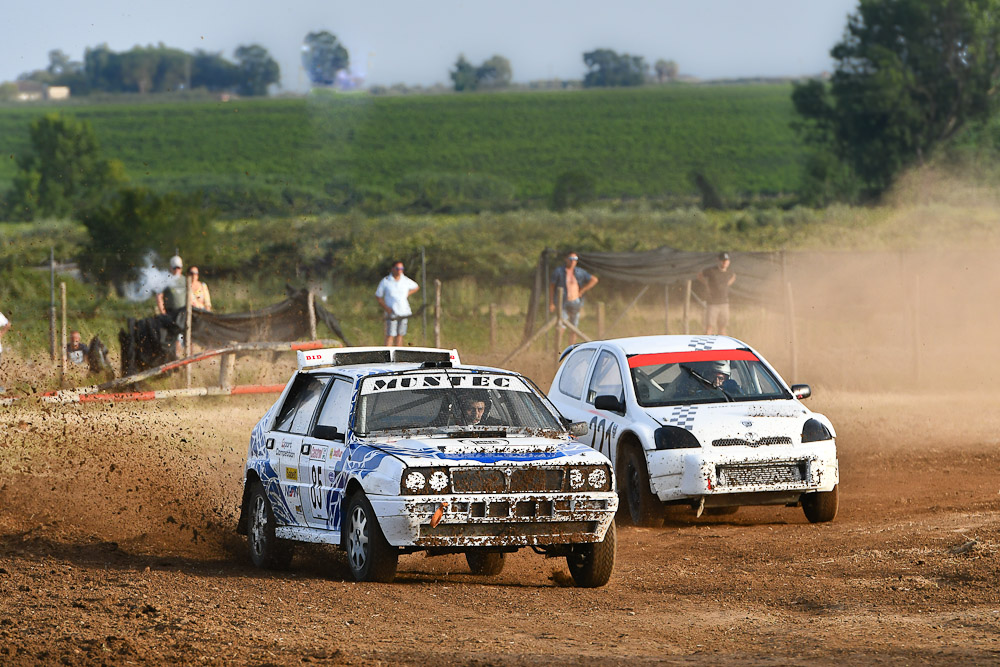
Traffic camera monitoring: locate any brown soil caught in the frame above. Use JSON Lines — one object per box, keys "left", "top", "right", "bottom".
{"left": 2, "top": 389, "right": 999, "bottom": 666}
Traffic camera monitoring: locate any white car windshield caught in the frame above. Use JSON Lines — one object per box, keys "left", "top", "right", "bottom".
{"left": 629, "top": 351, "right": 791, "bottom": 406}
{"left": 356, "top": 371, "right": 563, "bottom": 434}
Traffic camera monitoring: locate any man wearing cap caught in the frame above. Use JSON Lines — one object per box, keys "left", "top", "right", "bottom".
{"left": 549, "top": 251, "right": 598, "bottom": 348}
{"left": 375, "top": 260, "right": 419, "bottom": 347}
{"left": 157, "top": 255, "right": 187, "bottom": 317}
{"left": 697, "top": 252, "right": 736, "bottom": 335}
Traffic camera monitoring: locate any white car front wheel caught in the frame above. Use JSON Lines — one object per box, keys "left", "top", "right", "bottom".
{"left": 344, "top": 492, "right": 399, "bottom": 582}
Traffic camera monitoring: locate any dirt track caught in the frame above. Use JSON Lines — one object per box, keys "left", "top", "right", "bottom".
{"left": 2, "top": 389, "right": 999, "bottom": 665}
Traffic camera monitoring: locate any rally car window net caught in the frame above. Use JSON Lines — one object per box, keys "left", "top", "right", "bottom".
{"left": 628, "top": 352, "right": 790, "bottom": 407}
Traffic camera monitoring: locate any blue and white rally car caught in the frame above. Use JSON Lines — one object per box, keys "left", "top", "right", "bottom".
{"left": 237, "top": 347, "right": 618, "bottom": 585}
{"left": 548, "top": 335, "right": 839, "bottom": 526}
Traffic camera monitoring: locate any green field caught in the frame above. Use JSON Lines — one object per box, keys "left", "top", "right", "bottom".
{"left": 0, "top": 85, "right": 805, "bottom": 212}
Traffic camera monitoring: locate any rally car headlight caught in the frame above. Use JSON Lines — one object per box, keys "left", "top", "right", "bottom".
{"left": 565, "top": 465, "right": 612, "bottom": 492}
{"left": 801, "top": 418, "right": 833, "bottom": 443}
{"left": 654, "top": 425, "right": 702, "bottom": 449}
{"left": 400, "top": 468, "right": 451, "bottom": 494}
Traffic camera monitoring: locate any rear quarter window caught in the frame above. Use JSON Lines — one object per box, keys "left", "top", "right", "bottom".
{"left": 558, "top": 348, "right": 596, "bottom": 400}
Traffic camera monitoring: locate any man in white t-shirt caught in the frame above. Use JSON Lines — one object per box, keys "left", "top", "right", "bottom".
{"left": 375, "top": 260, "right": 420, "bottom": 347}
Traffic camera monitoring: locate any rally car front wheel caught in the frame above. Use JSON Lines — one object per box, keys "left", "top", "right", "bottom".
{"left": 247, "top": 483, "right": 294, "bottom": 570}
{"left": 344, "top": 492, "right": 399, "bottom": 583}
{"left": 566, "top": 520, "right": 616, "bottom": 588}
{"left": 802, "top": 485, "right": 839, "bottom": 523}
{"left": 466, "top": 550, "right": 506, "bottom": 576}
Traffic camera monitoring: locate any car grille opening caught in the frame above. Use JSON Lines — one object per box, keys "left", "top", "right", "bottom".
{"left": 451, "top": 467, "right": 566, "bottom": 493}
{"left": 713, "top": 436, "right": 793, "bottom": 448}
{"left": 716, "top": 461, "right": 807, "bottom": 487}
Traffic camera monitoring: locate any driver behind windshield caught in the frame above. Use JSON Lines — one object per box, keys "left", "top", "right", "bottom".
{"left": 679, "top": 359, "right": 741, "bottom": 396}
{"left": 459, "top": 391, "right": 499, "bottom": 426}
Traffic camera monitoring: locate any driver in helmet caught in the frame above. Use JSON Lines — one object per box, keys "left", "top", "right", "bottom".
{"left": 459, "top": 391, "right": 499, "bottom": 426}
{"left": 681, "top": 359, "right": 742, "bottom": 396}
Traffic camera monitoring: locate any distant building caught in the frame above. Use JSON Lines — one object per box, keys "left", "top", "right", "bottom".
{"left": 12, "top": 81, "right": 71, "bottom": 101}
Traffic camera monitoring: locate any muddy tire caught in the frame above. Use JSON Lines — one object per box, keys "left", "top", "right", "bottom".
{"left": 566, "top": 520, "right": 616, "bottom": 588}
{"left": 802, "top": 485, "right": 839, "bottom": 523}
{"left": 247, "top": 483, "right": 294, "bottom": 570}
{"left": 621, "top": 446, "right": 661, "bottom": 526}
{"left": 345, "top": 492, "right": 399, "bottom": 583}
{"left": 465, "top": 551, "right": 506, "bottom": 576}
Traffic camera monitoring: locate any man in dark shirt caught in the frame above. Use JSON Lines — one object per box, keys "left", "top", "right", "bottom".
{"left": 66, "top": 330, "right": 89, "bottom": 366}
{"left": 697, "top": 252, "right": 736, "bottom": 335}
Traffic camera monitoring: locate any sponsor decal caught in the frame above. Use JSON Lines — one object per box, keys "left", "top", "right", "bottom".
{"left": 295, "top": 505, "right": 302, "bottom": 514}
{"left": 310, "top": 446, "right": 326, "bottom": 460}
{"left": 328, "top": 471, "right": 337, "bottom": 484}
{"left": 286, "top": 486, "right": 297, "bottom": 498}
{"left": 363, "top": 373, "right": 529, "bottom": 394}
{"left": 286, "top": 468, "right": 298, "bottom": 481}
{"left": 330, "top": 447, "right": 345, "bottom": 460}
{"left": 279, "top": 439, "right": 294, "bottom": 451}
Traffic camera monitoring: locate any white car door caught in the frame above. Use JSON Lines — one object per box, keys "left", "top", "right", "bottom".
{"left": 271, "top": 373, "right": 329, "bottom": 520}
{"left": 300, "top": 377, "right": 353, "bottom": 530}
{"left": 552, "top": 346, "right": 597, "bottom": 424}
{"left": 584, "top": 349, "right": 627, "bottom": 462}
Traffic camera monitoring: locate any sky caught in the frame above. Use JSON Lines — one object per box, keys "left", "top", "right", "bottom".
{"left": 3, "top": 0, "right": 860, "bottom": 91}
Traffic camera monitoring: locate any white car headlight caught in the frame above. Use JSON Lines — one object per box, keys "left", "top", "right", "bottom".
{"left": 569, "top": 468, "right": 585, "bottom": 489}
{"left": 404, "top": 471, "right": 426, "bottom": 492}
{"left": 428, "top": 470, "right": 449, "bottom": 492}
{"left": 588, "top": 468, "right": 607, "bottom": 489}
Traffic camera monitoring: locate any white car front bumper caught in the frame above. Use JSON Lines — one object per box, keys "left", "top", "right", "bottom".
{"left": 370, "top": 492, "right": 618, "bottom": 548}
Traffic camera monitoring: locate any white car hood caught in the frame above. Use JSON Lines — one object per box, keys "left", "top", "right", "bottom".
{"left": 646, "top": 400, "right": 831, "bottom": 446}
{"left": 366, "top": 435, "right": 609, "bottom": 467}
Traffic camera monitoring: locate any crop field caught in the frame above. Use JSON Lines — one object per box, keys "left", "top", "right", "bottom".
{"left": 0, "top": 85, "right": 803, "bottom": 207}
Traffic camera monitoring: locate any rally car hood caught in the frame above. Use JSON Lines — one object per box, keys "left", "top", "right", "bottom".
{"left": 363, "top": 434, "right": 607, "bottom": 467}
{"left": 645, "top": 399, "right": 835, "bottom": 445}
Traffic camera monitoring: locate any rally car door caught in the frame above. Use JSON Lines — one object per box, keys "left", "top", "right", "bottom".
{"left": 300, "top": 376, "right": 353, "bottom": 530}
{"left": 271, "top": 373, "right": 330, "bottom": 520}
{"left": 585, "top": 349, "right": 627, "bottom": 462}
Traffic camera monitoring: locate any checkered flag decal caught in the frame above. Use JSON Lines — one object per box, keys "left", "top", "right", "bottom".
{"left": 686, "top": 336, "right": 716, "bottom": 351}
{"left": 666, "top": 406, "right": 699, "bottom": 431}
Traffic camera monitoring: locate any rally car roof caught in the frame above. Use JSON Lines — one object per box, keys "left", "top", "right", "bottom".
{"left": 564, "top": 335, "right": 748, "bottom": 358}
{"left": 296, "top": 346, "right": 463, "bottom": 375}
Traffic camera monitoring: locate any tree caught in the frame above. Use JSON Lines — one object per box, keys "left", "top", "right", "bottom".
{"left": 119, "top": 46, "right": 160, "bottom": 93}
{"left": 79, "top": 187, "right": 212, "bottom": 288}
{"left": 450, "top": 55, "right": 479, "bottom": 91}
{"left": 476, "top": 55, "right": 512, "bottom": 89}
{"left": 3, "top": 113, "right": 125, "bottom": 221}
{"left": 582, "top": 49, "right": 647, "bottom": 87}
{"left": 302, "top": 31, "right": 350, "bottom": 86}
{"left": 654, "top": 59, "right": 678, "bottom": 83}
{"left": 792, "top": 0, "right": 1000, "bottom": 197}
{"left": 234, "top": 44, "right": 280, "bottom": 96}
{"left": 191, "top": 50, "right": 239, "bottom": 91}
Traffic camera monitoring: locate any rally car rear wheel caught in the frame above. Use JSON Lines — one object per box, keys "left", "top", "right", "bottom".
{"left": 345, "top": 493, "right": 399, "bottom": 583}
{"left": 247, "top": 483, "right": 293, "bottom": 570}
{"left": 802, "top": 485, "right": 839, "bottom": 523}
{"left": 466, "top": 550, "right": 506, "bottom": 576}
{"left": 622, "top": 446, "right": 661, "bottom": 526}
{"left": 566, "top": 520, "right": 616, "bottom": 588}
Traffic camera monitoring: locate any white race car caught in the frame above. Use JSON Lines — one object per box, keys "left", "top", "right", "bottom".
{"left": 548, "top": 335, "right": 839, "bottom": 526}
{"left": 237, "top": 347, "right": 618, "bottom": 585}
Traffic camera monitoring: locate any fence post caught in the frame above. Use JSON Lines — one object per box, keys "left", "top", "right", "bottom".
{"left": 684, "top": 280, "right": 692, "bottom": 334}
{"left": 785, "top": 281, "right": 797, "bottom": 381}
{"left": 421, "top": 246, "right": 428, "bottom": 345}
{"left": 597, "top": 302, "right": 605, "bottom": 339}
{"left": 434, "top": 279, "right": 442, "bottom": 348}
{"left": 664, "top": 284, "right": 670, "bottom": 333}
{"left": 219, "top": 352, "right": 235, "bottom": 391}
{"left": 185, "top": 274, "right": 193, "bottom": 388}
{"left": 60, "top": 282, "right": 67, "bottom": 382}
{"left": 50, "top": 247, "right": 57, "bottom": 362}
{"left": 489, "top": 303, "right": 497, "bottom": 350}
{"left": 307, "top": 290, "right": 317, "bottom": 341}
{"left": 911, "top": 273, "right": 921, "bottom": 384}
{"left": 555, "top": 286, "right": 564, "bottom": 355}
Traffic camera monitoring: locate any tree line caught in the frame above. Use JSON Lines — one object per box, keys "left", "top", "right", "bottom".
{"left": 15, "top": 43, "right": 280, "bottom": 97}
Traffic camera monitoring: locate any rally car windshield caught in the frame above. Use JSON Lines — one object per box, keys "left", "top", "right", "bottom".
{"left": 355, "top": 371, "right": 563, "bottom": 435}
{"left": 629, "top": 352, "right": 791, "bottom": 407}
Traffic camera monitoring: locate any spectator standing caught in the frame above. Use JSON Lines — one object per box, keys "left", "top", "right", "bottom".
{"left": 549, "top": 251, "right": 598, "bottom": 348}
{"left": 375, "top": 260, "right": 419, "bottom": 347}
{"left": 189, "top": 266, "right": 212, "bottom": 311}
{"left": 697, "top": 252, "right": 736, "bottom": 335}
{"left": 157, "top": 255, "right": 187, "bottom": 318}
{"left": 66, "top": 330, "right": 89, "bottom": 366}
